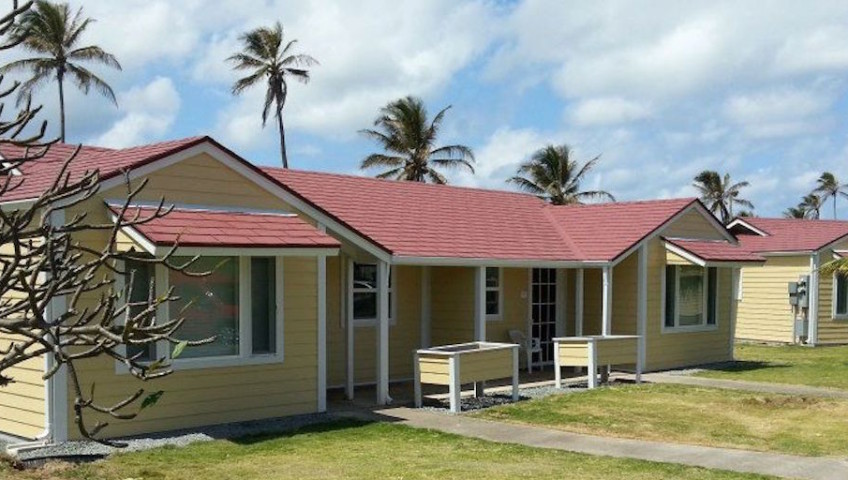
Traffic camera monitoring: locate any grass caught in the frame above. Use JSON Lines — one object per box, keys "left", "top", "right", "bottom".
{"left": 0, "top": 419, "right": 774, "bottom": 480}
{"left": 475, "top": 383, "right": 848, "bottom": 457}
{"left": 696, "top": 343, "right": 848, "bottom": 390}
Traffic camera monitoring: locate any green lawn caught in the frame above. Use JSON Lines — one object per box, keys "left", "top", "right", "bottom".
{"left": 475, "top": 383, "right": 848, "bottom": 457}
{"left": 696, "top": 343, "right": 848, "bottom": 389}
{"left": 1, "top": 419, "right": 773, "bottom": 480}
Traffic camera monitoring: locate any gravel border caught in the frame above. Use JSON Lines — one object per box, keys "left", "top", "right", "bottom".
{"left": 418, "top": 382, "right": 622, "bottom": 414}
{"left": 16, "top": 412, "right": 334, "bottom": 464}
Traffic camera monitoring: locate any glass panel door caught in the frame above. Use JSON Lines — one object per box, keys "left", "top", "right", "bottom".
{"left": 531, "top": 268, "right": 557, "bottom": 366}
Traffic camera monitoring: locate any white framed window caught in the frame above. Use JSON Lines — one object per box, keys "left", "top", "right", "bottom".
{"left": 834, "top": 273, "right": 848, "bottom": 319}
{"left": 485, "top": 267, "right": 503, "bottom": 320}
{"left": 352, "top": 262, "right": 394, "bottom": 327}
{"left": 663, "top": 264, "right": 718, "bottom": 333}
{"left": 115, "top": 255, "right": 285, "bottom": 373}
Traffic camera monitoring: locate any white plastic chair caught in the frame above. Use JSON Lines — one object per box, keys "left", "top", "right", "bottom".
{"left": 509, "top": 329, "right": 542, "bottom": 373}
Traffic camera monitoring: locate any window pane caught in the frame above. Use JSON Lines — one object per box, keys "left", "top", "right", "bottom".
{"left": 125, "top": 259, "right": 155, "bottom": 362}
{"left": 170, "top": 257, "right": 239, "bottom": 359}
{"left": 486, "top": 267, "right": 499, "bottom": 288}
{"left": 486, "top": 290, "right": 499, "bottom": 316}
{"left": 707, "top": 268, "right": 717, "bottom": 325}
{"left": 665, "top": 266, "right": 676, "bottom": 327}
{"left": 838, "top": 275, "right": 848, "bottom": 315}
{"left": 353, "top": 264, "right": 377, "bottom": 289}
{"left": 353, "top": 292, "right": 377, "bottom": 320}
{"left": 251, "top": 257, "right": 276, "bottom": 355}
{"left": 678, "top": 266, "right": 704, "bottom": 326}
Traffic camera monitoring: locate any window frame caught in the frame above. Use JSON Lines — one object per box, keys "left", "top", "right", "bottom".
{"left": 833, "top": 272, "right": 848, "bottom": 320}
{"left": 485, "top": 267, "right": 503, "bottom": 321}
{"left": 351, "top": 262, "right": 396, "bottom": 328}
{"left": 661, "top": 264, "right": 719, "bottom": 334}
{"left": 115, "top": 255, "right": 285, "bottom": 374}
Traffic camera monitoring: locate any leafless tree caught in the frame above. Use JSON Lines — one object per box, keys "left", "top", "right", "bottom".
{"left": 0, "top": 1, "right": 208, "bottom": 446}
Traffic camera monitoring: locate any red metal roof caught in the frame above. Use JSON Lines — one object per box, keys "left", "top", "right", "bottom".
{"left": 732, "top": 218, "right": 848, "bottom": 254}
{"left": 111, "top": 205, "right": 340, "bottom": 249}
{"left": 666, "top": 238, "right": 765, "bottom": 263}
{"left": 0, "top": 137, "right": 207, "bottom": 202}
{"left": 266, "top": 168, "right": 716, "bottom": 262}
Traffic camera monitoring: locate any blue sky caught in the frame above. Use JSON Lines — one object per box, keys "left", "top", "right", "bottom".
{"left": 9, "top": 0, "right": 848, "bottom": 217}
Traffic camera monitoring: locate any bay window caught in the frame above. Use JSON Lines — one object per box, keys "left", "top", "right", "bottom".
{"left": 664, "top": 265, "right": 718, "bottom": 331}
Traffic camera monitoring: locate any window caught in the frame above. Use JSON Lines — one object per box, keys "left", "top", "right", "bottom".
{"left": 664, "top": 265, "right": 718, "bottom": 331}
{"left": 836, "top": 274, "right": 848, "bottom": 317}
{"left": 170, "top": 257, "right": 240, "bottom": 359}
{"left": 352, "top": 263, "right": 393, "bottom": 325}
{"left": 124, "top": 259, "right": 156, "bottom": 362}
{"left": 485, "top": 267, "right": 502, "bottom": 319}
{"left": 251, "top": 257, "right": 277, "bottom": 354}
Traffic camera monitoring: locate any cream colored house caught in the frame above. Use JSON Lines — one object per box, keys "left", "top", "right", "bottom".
{"left": 0, "top": 136, "right": 760, "bottom": 446}
{"left": 729, "top": 217, "right": 848, "bottom": 345}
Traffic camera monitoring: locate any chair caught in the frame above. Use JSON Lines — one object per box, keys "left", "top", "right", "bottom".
{"left": 509, "top": 329, "right": 542, "bottom": 373}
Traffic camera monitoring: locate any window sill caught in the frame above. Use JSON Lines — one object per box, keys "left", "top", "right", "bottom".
{"left": 486, "top": 314, "right": 502, "bottom": 322}
{"left": 832, "top": 315, "right": 848, "bottom": 322}
{"left": 353, "top": 318, "right": 396, "bottom": 328}
{"left": 661, "top": 324, "right": 719, "bottom": 335}
{"left": 115, "top": 353, "right": 284, "bottom": 374}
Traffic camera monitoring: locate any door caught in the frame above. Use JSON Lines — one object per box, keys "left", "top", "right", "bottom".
{"left": 531, "top": 268, "right": 557, "bottom": 366}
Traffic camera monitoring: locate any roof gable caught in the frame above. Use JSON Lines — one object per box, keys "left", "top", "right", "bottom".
{"left": 733, "top": 217, "right": 848, "bottom": 254}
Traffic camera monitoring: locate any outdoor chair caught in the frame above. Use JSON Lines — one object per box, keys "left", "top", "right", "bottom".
{"left": 508, "top": 329, "right": 542, "bottom": 373}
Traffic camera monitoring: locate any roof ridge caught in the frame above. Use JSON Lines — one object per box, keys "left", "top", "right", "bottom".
{"left": 551, "top": 197, "right": 697, "bottom": 209}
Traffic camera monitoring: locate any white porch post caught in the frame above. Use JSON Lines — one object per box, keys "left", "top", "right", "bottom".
{"left": 808, "top": 253, "right": 820, "bottom": 346}
{"left": 636, "top": 245, "right": 647, "bottom": 381}
{"left": 317, "top": 255, "right": 327, "bottom": 412}
{"left": 421, "top": 266, "right": 431, "bottom": 348}
{"left": 575, "top": 268, "right": 584, "bottom": 336}
{"left": 376, "top": 260, "right": 390, "bottom": 404}
{"left": 602, "top": 266, "right": 613, "bottom": 336}
{"left": 730, "top": 267, "right": 740, "bottom": 360}
{"left": 345, "top": 258, "right": 355, "bottom": 400}
{"left": 474, "top": 266, "right": 486, "bottom": 341}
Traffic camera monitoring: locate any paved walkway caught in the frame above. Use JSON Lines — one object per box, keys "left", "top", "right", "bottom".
{"left": 641, "top": 372, "right": 848, "bottom": 399}
{"left": 337, "top": 406, "right": 848, "bottom": 480}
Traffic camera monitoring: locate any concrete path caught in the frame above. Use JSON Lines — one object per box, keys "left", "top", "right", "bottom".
{"left": 642, "top": 372, "right": 848, "bottom": 399}
{"left": 338, "top": 406, "right": 848, "bottom": 480}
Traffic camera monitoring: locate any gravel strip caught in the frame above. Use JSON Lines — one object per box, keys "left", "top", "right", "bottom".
{"left": 16, "top": 412, "right": 334, "bottom": 464}
{"left": 419, "top": 383, "right": 591, "bottom": 414}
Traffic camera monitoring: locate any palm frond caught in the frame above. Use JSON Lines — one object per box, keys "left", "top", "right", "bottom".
{"left": 507, "top": 175, "right": 546, "bottom": 196}
{"left": 67, "top": 45, "right": 121, "bottom": 70}
{"left": 360, "top": 154, "right": 406, "bottom": 170}
{"left": 574, "top": 190, "right": 616, "bottom": 203}
{"left": 66, "top": 63, "right": 117, "bottom": 105}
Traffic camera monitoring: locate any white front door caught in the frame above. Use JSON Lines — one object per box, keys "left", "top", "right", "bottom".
{"left": 531, "top": 268, "right": 557, "bottom": 366}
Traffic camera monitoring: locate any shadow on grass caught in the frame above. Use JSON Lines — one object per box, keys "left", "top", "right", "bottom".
{"left": 229, "top": 418, "right": 376, "bottom": 446}
{"left": 699, "top": 360, "right": 789, "bottom": 373}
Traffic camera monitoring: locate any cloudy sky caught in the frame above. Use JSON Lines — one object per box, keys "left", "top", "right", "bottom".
{"left": 7, "top": 0, "right": 848, "bottom": 217}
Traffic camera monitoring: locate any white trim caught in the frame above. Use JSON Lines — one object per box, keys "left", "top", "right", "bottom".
{"left": 601, "top": 266, "right": 612, "bottom": 336}
{"left": 484, "top": 266, "right": 503, "bottom": 321}
{"left": 663, "top": 240, "right": 760, "bottom": 268}
{"left": 350, "top": 262, "right": 396, "bottom": 327}
{"left": 730, "top": 267, "right": 740, "bottom": 360}
{"left": 575, "top": 268, "right": 584, "bottom": 336}
{"left": 345, "top": 257, "right": 355, "bottom": 400}
{"left": 420, "top": 266, "right": 431, "bottom": 348}
{"left": 317, "top": 255, "right": 327, "bottom": 412}
{"left": 376, "top": 260, "right": 390, "bottom": 404}
{"left": 105, "top": 199, "right": 295, "bottom": 216}
{"left": 474, "top": 266, "right": 487, "bottom": 340}
{"left": 661, "top": 264, "right": 720, "bottom": 334}
{"left": 726, "top": 218, "right": 769, "bottom": 237}
{"left": 808, "top": 253, "right": 820, "bottom": 345}
{"left": 832, "top": 272, "right": 848, "bottom": 319}
{"left": 392, "top": 255, "right": 607, "bottom": 268}
{"left": 637, "top": 244, "right": 648, "bottom": 371}
{"left": 448, "top": 356, "right": 461, "bottom": 413}
{"left": 42, "top": 209, "right": 69, "bottom": 443}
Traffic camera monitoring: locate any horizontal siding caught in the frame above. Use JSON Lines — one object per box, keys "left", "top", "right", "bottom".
{"left": 736, "top": 256, "right": 807, "bottom": 343}
{"left": 817, "top": 243, "right": 848, "bottom": 344}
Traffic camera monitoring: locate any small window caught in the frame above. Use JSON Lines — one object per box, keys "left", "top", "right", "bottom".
{"left": 124, "top": 259, "right": 156, "bottom": 362}
{"left": 352, "top": 263, "right": 392, "bottom": 324}
{"left": 836, "top": 274, "right": 848, "bottom": 317}
{"left": 664, "top": 265, "right": 718, "bottom": 330}
{"left": 485, "top": 267, "right": 501, "bottom": 318}
{"left": 251, "top": 257, "right": 277, "bottom": 354}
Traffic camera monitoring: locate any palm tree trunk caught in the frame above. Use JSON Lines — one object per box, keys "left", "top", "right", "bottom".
{"left": 57, "top": 70, "right": 66, "bottom": 143}
{"left": 834, "top": 195, "right": 838, "bottom": 220}
{"left": 275, "top": 101, "right": 288, "bottom": 169}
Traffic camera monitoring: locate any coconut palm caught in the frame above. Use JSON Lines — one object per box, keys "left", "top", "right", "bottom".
{"left": 783, "top": 206, "right": 807, "bottom": 219}
{"left": 800, "top": 193, "right": 823, "bottom": 219}
{"left": 359, "top": 96, "right": 474, "bottom": 183}
{"left": 813, "top": 172, "right": 848, "bottom": 219}
{"left": 692, "top": 170, "right": 754, "bottom": 224}
{"left": 228, "top": 22, "right": 317, "bottom": 168}
{"left": 0, "top": 0, "right": 121, "bottom": 142}
{"left": 507, "top": 144, "right": 614, "bottom": 205}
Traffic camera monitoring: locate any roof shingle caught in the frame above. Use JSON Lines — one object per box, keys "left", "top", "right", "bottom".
{"left": 732, "top": 218, "right": 848, "bottom": 254}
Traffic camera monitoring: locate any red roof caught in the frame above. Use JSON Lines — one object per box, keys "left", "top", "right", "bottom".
{"left": 265, "top": 168, "right": 719, "bottom": 262}
{"left": 731, "top": 218, "right": 848, "bottom": 254}
{"left": 666, "top": 238, "right": 765, "bottom": 263}
{"left": 111, "top": 205, "right": 340, "bottom": 249}
{"left": 0, "top": 137, "right": 207, "bottom": 202}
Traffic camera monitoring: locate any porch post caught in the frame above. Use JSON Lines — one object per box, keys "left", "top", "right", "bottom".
{"left": 345, "top": 258, "right": 355, "bottom": 400}
{"left": 602, "top": 266, "right": 613, "bottom": 336}
{"left": 474, "top": 266, "right": 486, "bottom": 341}
{"left": 730, "top": 267, "right": 740, "bottom": 360}
{"left": 317, "top": 255, "right": 327, "bottom": 412}
{"left": 421, "top": 266, "right": 431, "bottom": 348}
{"left": 636, "top": 244, "right": 648, "bottom": 381}
{"left": 808, "top": 253, "right": 820, "bottom": 346}
{"left": 575, "top": 268, "right": 584, "bottom": 336}
{"left": 376, "top": 260, "right": 390, "bottom": 404}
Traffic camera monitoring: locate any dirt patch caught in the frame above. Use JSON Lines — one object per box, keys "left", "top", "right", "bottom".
{"left": 740, "top": 395, "right": 822, "bottom": 408}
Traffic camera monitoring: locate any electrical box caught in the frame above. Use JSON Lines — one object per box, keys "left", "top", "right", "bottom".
{"left": 789, "top": 276, "right": 809, "bottom": 307}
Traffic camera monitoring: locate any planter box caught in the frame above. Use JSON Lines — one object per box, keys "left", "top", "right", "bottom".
{"left": 553, "top": 335, "right": 643, "bottom": 389}
{"left": 414, "top": 342, "right": 519, "bottom": 413}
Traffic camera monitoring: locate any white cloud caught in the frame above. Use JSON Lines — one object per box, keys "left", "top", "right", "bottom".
{"left": 88, "top": 77, "right": 180, "bottom": 148}
{"left": 723, "top": 88, "right": 833, "bottom": 138}
{"left": 569, "top": 97, "right": 652, "bottom": 126}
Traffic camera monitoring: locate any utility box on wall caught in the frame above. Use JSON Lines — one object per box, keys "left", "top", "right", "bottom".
{"left": 789, "top": 275, "right": 811, "bottom": 343}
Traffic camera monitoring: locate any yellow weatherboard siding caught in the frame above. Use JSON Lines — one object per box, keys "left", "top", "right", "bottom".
{"left": 817, "top": 240, "right": 848, "bottom": 344}
{"left": 666, "top": 250, "right": 693, "bottom": 266}
{"left": 735, "top": 256, "right": 808, "bottom": 343}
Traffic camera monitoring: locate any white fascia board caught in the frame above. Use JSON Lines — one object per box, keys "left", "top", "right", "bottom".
{"left": 663, "top": 241, "right": 706, "bottom": 267}
{"left": 726, "top": 218, "right": 769, "bottom": 237}
{"left": 162, "top": 246, "right": 339, "bottom": 257}
{"left": 391, "top": 255, "right": 608, "bottom": 268}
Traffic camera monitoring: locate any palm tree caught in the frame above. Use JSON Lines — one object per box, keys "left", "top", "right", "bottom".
{"left": 800, "top": 193, "right": 823, "bottom": 219}
{"left": 0, "top": 0, "right": 121, "bottom": 142}
{"left": 813, "top": 172, "right": 848, "bottom": 219}
{"left": 783, "top": 206, "right": 807, "bottom": 219}
{"left": 507, "top": 145, "right": 615, "bottom": 205}
{"left": 228, "top": 22, "right": 317, "bottom": 168}
{"left": 359, "top": 96, "right": 474, "bottom": 183}
{"left": 692, "top": 170, "right": 754, "bottom": 224}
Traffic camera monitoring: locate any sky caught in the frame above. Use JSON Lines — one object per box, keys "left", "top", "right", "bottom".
{"left": 6, "top": 0, "right": 848, "bottom": 218}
